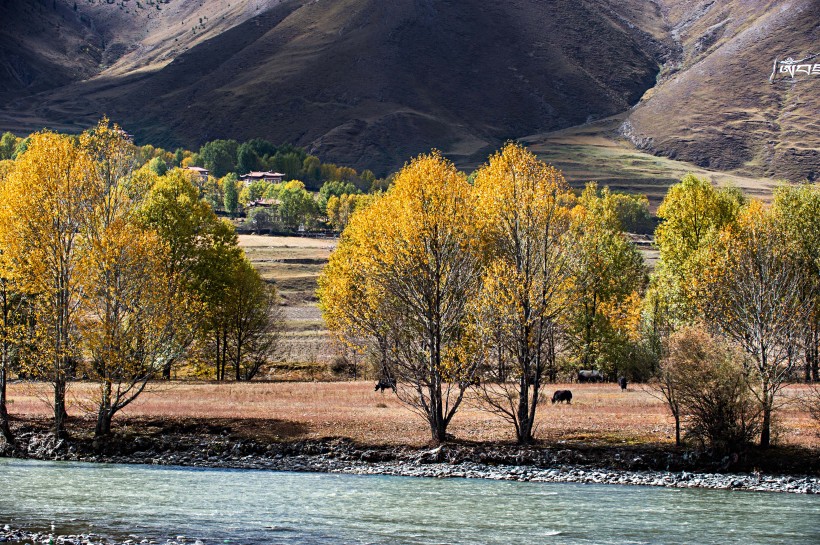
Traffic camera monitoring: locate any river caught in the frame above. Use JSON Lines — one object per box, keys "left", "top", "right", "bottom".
{"left": 1, "top": 458, "right": 818, "bottom": 544}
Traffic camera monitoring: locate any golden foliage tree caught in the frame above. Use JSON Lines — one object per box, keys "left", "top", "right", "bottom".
{"left": 77, "top": 121, "right": 179, "bottom": 437}
{"left": 773, "top": 183, "right": 820, "bottom": 382}
{"left": 138, "top": 168, "right": 235, "bottom": 379}
{"left": 701, "top": 201, "right": 810, "bottom": 448}
{"left": 472, "top": 142, "right": 574, "bottom": 443}
{"left": 653, "top": 174, "right": 744, "bottom": 325}
{"left": 0, "top": 130, "right": 98, "bottom": 438}
{"left": 320, "top": 152, "right": 482, "bottom": 442}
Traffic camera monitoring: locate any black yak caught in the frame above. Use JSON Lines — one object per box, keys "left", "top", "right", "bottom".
{"left": 375, "top": 377, "right": 396, "bottom": 392}
{"left": 551, "top": 390, "right": 572, "bottom": 404}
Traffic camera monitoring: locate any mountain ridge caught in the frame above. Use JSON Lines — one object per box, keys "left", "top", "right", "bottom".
{"left": 0, "top": 0, "right": 816, "bottom": 181}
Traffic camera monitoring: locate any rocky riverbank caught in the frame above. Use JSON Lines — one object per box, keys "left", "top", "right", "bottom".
{"left": 0, "top": 526, "right": 199, "bottom": 545}
{"left": 1, "top": 417, "right": 818, "bottom": 496}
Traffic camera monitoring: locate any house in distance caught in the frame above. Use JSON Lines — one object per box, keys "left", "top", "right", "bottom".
{"left": 240, "top": 171, "right": 285, "bottom": 185}
{"left": 185, "top": 166, "right": 209, "bottom": 184}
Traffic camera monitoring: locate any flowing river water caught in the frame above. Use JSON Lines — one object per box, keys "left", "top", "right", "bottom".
{"left": 1, "top": 458, "right": 818, "bottom": 544}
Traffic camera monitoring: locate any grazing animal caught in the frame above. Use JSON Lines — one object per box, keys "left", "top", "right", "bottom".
{"left": 577, "top": 369, "right": 604, "bottom": 383}
{"left": 375, "top": 377, "right": 396, "bottom": 393}
{"left": 618, "top": 376, "right": 627, "bottom": 390}
{"left": 551, "top": 390, "right": 572, "bottom": 404}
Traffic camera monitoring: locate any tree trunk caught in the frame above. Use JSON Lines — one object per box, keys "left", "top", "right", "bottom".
{"left": 95, "top": 407, "right": 112, "bottom": 437}
{"left": 674, "top": 412, "right": 681, "bottom": 447}
{"left": 54, "top": 376, "right": 67, "bottom": 439}
{"left": 95, "top": 381, "right": 112, "bottom": 437}
{"left": 0, "top": 359, "right": 11, "bottom": 443}
{"left": 760, "top": 405, "right": 771, "bottom": 448}
{"left": 517, "top": 373, "right": 533, "bottom": 444}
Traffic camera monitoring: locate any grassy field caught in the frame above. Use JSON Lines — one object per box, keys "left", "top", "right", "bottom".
{"left": 238, "top": 235, "right": 338, "bottom": 375}
{"left": 7, "top": 381, "right": 817, "bottom": 449}
{"left": 520, "top": 116, "right": 780, "bottom": 210}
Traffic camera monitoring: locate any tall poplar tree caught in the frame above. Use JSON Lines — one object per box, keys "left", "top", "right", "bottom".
{"left": 0, "top": 131, "right": 98, "bottom": 438}
{"left": 320, "top": 152, "right": 482, "bottom": 442}
{"left": 472, "top": 142, "right": 574, "bottom": 444}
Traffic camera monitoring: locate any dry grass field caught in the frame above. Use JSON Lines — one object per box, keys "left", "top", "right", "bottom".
{"left": 238, "top": 235, "right": 338, "bottom": 374}
{"left": 6, "top": 381, "right": 817, "bottom": 449}
{"left": 520, "top": 116, "right": 781, "bottom": 210}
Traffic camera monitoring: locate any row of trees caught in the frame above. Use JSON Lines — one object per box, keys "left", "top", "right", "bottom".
{"left": 0, "top": 121, "right": 282, "bottom": 442}
{"left": 320, "top": 144, "right": 819, "bottom": 448}
{"left": 320, "top": 145, "right": 648, "bottom": 443}
{"left": 649, "top": 175, "right": 819, "bottom": 448}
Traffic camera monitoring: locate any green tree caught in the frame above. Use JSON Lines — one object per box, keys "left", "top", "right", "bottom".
{"left": 236, "top": 142, "right": 259, "bottom": 174}
{"left": 173, "top": 148, "right": 185, "bottom": 167}
{"left": 223, "top": 173, "right": 239, "bottom": 217}
{"left": 653, "top": 174, "right": 744, "bottom": 325}
{"left": 0, "top": 132, "right": 18, "bottom": 161}
{"left": 12, "top": 137, "right": 30, "bottom": 159}
{"left": 273, "top": 151, "right": 304, "bottom": 180}
{"left": 318, "top": 180, "right": 358, "bottom": 213}
{"left": 564, "top": 184, "right": 647, "bottom": 378}
{"left": 278, "top": 180, "right": 317, "bottom": 230}
{"left": 139, "top": 169, "right": 238, "bottom": 379}
{"left": 301, "top": 155, "right": 321, "bottom": 186}
{"left": 773, "top": 183, "right": 820, "bottom": 382}
{"left": 199, "top": 139, "right": 238, "bottom": 178}
{"left": 148, "top": 156, "right": 168, "bottom": 176}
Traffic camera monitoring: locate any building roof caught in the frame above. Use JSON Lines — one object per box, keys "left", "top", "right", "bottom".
{"left": 248, "top": 198, "right": 282, "bottom": 207}
{"left": 240, "top": 171, "right": 285, "bottom": 178}
{"left": 186, "top": 166, "right": 209, "bottom": 173}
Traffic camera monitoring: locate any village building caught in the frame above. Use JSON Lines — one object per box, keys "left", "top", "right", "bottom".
{"left": 239, "top": 171, "right": 285, "bottom": 185}
{"left": 185, "top": 166, "right": 209, "bottom": 184}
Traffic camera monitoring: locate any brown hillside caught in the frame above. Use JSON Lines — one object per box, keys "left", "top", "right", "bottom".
{"left": 624, "top": 0, "right": 819, "bottom": 182}
{"left": 0, "top": 0, "right": 667, "bottom": 174}
{"left": 0, "top": 0, "right": 816, "bottom": 181}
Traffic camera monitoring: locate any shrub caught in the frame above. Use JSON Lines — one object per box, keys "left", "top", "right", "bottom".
{"left": 661, "top": 325, "right": 760, "bottom": 452}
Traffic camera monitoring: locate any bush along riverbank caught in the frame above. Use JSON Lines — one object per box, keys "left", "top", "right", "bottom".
{"left": 1, "top": 417, "right": 817, "bottom": 494}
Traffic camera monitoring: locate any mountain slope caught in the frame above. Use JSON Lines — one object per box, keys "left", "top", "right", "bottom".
{"left": 0, "top": 0, "right": 816, "bottom": 181}
{"left": 0, "top": 0, "right": 668, "bottom": 174}
{"left": 623, "top": 0, "right": 819, "bottom": 181}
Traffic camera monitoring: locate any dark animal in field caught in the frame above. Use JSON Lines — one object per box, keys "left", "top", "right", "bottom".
{"left": 618, "top": 376, "right": 627, "bottom": 390}
{"left": 551, "top": 390, "right": 572, "bottom": 404}
{"left": 577, "top": 369, "right": 604, "bottom": 383}
{"left": 375, "top": 377, "right": 396, "bottom": 393}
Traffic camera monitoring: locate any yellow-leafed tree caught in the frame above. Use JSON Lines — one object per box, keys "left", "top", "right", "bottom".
{"left": 319, "top": 152, "right": 483, "bottom": 442}
{"left": 77, "top": 121, "right": 180, "bottom": 437}
{"left": 701, "top": 200, "right": 810, "bottom": 448}
{"left": 472, "top": 142, "right": 574, "bottom": 444}
{"left": 0, "top": 131, "right": 98, "bottom": 438}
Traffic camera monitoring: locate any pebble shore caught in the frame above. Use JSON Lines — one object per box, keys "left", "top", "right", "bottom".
{"left": 3, "top": 431, "right": 818, "bottom": 495}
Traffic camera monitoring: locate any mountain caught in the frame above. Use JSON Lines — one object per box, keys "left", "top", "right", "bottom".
{"left": 623, "top": 0, "right": 819, "bottom": 183}
{"left": 0, "top": 0, "right": 816, "bottom": 181}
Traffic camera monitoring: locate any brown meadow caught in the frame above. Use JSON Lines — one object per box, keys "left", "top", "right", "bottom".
{"left": 6, "top": 381, "right": 816, "bottom": 449}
